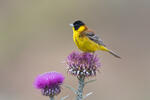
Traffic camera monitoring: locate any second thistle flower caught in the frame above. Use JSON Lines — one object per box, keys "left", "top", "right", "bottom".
{"left": 34, "top": 72, "right": 64, "bottom": 97}
{"left": 66, "top": 51, "right": 101, "bottom": 77}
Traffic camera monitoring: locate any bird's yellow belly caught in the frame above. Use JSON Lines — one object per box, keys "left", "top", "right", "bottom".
{"left": 73, "top": 35, "right": 100, "bottom": 52}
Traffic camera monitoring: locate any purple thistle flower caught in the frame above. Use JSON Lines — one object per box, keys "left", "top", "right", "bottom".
{"left": 66, "top": 51, "right": 101, "bottom": 77}
{"left": 34, "top": 71, "right": 65, "bottom": 96}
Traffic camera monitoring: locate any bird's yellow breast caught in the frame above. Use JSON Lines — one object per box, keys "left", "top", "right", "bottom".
{"left": 73, "top": 28, "right": 100, "bottom": 52}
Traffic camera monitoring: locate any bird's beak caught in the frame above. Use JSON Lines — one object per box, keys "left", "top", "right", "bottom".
{"left": 69, "top": 24, "right": 73, "bottom": 27}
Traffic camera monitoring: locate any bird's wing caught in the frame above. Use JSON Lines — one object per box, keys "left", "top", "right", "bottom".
{"left": 83, "top": 30, "right": 106, "bottom": 46}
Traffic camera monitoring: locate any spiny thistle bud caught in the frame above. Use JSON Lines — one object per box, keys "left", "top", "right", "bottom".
{"left": 34, "top": 72, "right": 64, "bottom": 97}
{"left": 66, "top": 51, "right": 101, "bottom": 77}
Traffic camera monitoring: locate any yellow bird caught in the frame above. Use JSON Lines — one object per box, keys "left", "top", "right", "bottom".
{"left": 70, "top": 20, "right": 121, "bottom": 58}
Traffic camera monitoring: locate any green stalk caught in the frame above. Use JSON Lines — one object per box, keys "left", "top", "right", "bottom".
{"left": 76, "top": 76, "right": 85, "bottom": 100}
{"left": 49, "top": 96, "right": 54, "bottom": 100}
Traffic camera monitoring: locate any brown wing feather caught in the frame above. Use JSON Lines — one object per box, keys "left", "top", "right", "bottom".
{"left": 83, "top": 30, "right": 106, "bottom": 46}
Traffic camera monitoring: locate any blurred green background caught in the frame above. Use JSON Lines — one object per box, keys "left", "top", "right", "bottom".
{"left": 0, "top": 0, "right": 150, "bottom": 100}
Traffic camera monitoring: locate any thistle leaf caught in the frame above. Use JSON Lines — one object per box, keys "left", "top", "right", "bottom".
{"left": 84, "top": 79, "right": 96, "bottom": 85}
{"left": 63, "top": 84, "right": 77, "bottom": 94}
{"left": 83, "top": 92, "right": 93, "bottom": 99}
{"left": 60, "top": 95, "right": 69, "bottom": 100}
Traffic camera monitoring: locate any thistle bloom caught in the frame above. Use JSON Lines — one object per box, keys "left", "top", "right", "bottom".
{"left": 34, "top": 71, "right": 64, "bottom": 97}
{"left": 66, "top": 51, "right": 101, "bottom": 77}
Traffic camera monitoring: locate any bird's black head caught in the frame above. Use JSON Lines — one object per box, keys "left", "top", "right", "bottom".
{"left": 73, "top": 20, "right": 85, "bottom": 30}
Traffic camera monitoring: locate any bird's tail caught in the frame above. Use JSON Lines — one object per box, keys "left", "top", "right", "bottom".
{"left": 99, "top": 46, "right": 121, "bottom": 58}
{"left": 108, "top": 50, "right": 121, "bottom": 59}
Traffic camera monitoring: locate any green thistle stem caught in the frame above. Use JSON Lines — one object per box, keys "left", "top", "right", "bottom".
{"left": 76, "top": 76, "right": 85, "bottom": 100}
{"left": 49, "top": 96, "right": 54, "bottom": 100}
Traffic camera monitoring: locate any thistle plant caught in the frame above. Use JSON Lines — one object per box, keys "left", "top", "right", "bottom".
{"left": 66, "top": 51, "right": 101, "bottom": 100}
{"left": 34, "top": 72, "right": 65, "bottom": 100}
{"left": 34, "top": 51, "right": 101, "bottom": 100}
